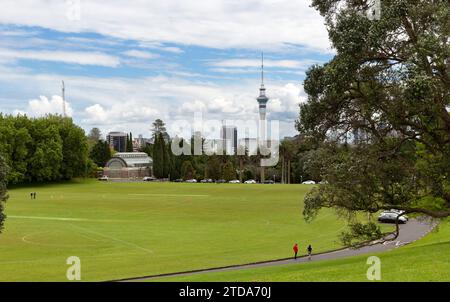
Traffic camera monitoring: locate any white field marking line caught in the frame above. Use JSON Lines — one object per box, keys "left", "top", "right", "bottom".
{"left": 8, "top": 215, "right": 120, "bottom": 223}
{"left": 68, "top": 224, "right": 154, "bottom": 254}
{"left": 128, "top": 193, "right": 210, "bottom": 197}
{"left": 22, "top": 231, "right": 49, "bottom": 245}
{"left": 21, "top": 231, "right": 99, "bottom": 248}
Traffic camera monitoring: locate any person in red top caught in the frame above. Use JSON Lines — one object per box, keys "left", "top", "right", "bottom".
{"left": 293, "top": 243, "right": 299, "bottom": 260}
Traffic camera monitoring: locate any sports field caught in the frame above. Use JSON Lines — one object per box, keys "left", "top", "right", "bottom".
{"left": 0, "top": 180, "right": 356, "bottom": 281}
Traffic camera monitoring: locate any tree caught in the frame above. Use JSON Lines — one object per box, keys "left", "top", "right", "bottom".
{"left": 153, "top": 134, "right": 164, "bottom": 178}
{"left": 90, "top": 140, "right": 111, "bottom": 167}
{"left": 88, "top": 128, "right": 101, "bottom": 142}
{"left": 151, "top": 119, "right": 167, "bottom": 138}
{"left": 0, "top": 155, "right": 9, "bottom": 234}
{"left": 236, "top": 146, "right": 247, "bottom": 183}
{"left": 298, "top": 0, "right": 450, "bottom": 244}
{"left": 181, "top": 160, "right": 195, "bottom": 180}
{"left": 126, "top": 132, "right": 134, "bottom": 152}
{"left": 0, "top": 114, "right": 89, "bottom": 183}
{"left": 222, "top": 161, "right": 236, "bottom": 181}
{"left": 206, "top": 156, "right": 222, "bottom": 180}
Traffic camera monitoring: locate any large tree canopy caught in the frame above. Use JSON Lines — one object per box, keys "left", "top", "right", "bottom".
{"left": 298, "top": 0, "right": 450, "bottom": 237}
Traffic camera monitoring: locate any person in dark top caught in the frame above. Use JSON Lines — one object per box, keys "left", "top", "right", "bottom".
{"left": 307, "top": 244, "right": 313, "bottom": 260}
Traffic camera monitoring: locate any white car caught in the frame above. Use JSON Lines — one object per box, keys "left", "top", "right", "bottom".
{"left": 229, "top": 180, "right": 240, "bottom": 184}
{"left": 244, "top": 179, "right": 257, "bottom": 184}
{"left": 302, "top": 180, "right": 316, "bottom": 185}
{"left": 185, "top": 179, "right": 197, "bottom": 183}
{"left": 378, "top": 211, "right": 408, "bottom": 224}
{"left": 98, "top": 175, "right": 109, "bottom": 181}
{"left": 143, "top": 176, "right": 156, "bottom": 182}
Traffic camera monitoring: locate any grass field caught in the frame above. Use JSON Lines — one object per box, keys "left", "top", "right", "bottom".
{"left": 0, "top": 179, "right": 360, "bottom": 281}
{"left": 157, "top": 219, "right": 450, "bottom": 282}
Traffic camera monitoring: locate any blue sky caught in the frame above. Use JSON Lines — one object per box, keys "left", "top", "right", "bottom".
{"left": 0, "top": 0, "right": 333, "bottom": 139}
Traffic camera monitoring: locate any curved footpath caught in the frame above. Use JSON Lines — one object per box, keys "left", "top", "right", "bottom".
{"left": 114, "top": 218, "right": 437, "bottom": 282}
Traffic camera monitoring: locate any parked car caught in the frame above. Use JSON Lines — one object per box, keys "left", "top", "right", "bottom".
{"left": 216, "top": 179, "right": 227, "bottom": 184}
{"left": 173, "top": 179, "right": 184, "bottom": 183}
{"left": 229, "top": 180, "right": 240, "bottom": 184}
{"left": 143, "top": 176, "right": 157, "bottom": 182}
{"left": 378, "top": 211, "right": 408, "bottom": 224}
{"left": 244, "top": 179, "right": 257, "bottom": 184}
{"left": 98, "top": 175, "right": 109, "bottom": 181}
{"left": 185, "top": 179, "right": 197, "bottom": 183}
{"left": 302, "top": 180, "right": 316, "bottom": 185}
{"left": 200, "top": 178, "right": 213, "bottom": 183}
{"left": 263, "top": 180, "right": 275, "bottom": 184}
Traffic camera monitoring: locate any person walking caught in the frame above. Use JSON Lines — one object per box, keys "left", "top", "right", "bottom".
{"left": 293, "top": 243, "right": 299, "bottom": 260}
{"left": 307, "top": 244, "right": 313, "bottom": 260}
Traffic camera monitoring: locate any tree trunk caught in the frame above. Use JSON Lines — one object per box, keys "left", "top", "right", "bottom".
{"left": 288, "top": 160, "right": 291, "bottom": 184}
{"left": 261, "top": 166, "right": 265, "bottom": 183}
{"left": 239, "top": 158, "right": 243, "bottom": 183}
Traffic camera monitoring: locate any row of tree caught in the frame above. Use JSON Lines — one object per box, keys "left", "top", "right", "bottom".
{"left": 0, "top": 114, "right": 90, "bottom": 184}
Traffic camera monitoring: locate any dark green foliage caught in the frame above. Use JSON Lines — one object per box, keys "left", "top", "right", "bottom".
{"left": 126, "top": 132, "right": 133, "bottom": 152}
{"left": 222, "top": 161, "right": 236, "bottom": 181}
{"left": 181, "top": 160, "right": 195, "bottom": 180}
{"left": 0, "top": 114, "right": 89, "bottom": 183}
{"left": 90, "top": 140, "right": 112, "bottom": 167}
{"left": 206, "top": 156, "right": 221, "bottom": 180}
{"left": 298, "top": 0, "right": 450, "bottom": 245}
{"left": 340, "top": 222, "right": 382, "bottom": 248}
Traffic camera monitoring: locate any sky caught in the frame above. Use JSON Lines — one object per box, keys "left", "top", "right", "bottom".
{"left": 0, "top": 0, "right": 333, "bottom": 140}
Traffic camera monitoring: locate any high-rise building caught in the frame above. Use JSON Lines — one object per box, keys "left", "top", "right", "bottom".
{"left": 107, "top": 132, "right": 127, "bottom": 152}
{"left": 221, "top": 126, "right": 238, "bottom": 155}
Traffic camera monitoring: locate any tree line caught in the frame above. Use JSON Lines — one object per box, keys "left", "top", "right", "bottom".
{"left": 0, "top": 114, "right": 90, "bottom": 184}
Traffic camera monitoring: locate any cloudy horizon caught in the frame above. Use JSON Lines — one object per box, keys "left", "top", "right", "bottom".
{"left": 0, "top": 0, "right": 333, "bottom": 140}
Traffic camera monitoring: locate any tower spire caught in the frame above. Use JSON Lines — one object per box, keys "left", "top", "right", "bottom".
{"left": 62, "top": 80, "right": 67, "bottom": 118}
{"left": 261, "top": 52, "right": 264, "bottom": 87}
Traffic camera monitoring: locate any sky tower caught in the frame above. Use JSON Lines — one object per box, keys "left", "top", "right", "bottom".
{"left": 257, "top": 53, "right": 269, "bottom": 183}
{"left": 257, "top": 53, "right": 269, "bottom": 121}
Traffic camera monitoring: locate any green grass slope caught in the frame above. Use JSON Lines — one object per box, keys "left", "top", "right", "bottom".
{"left": 0, "top": 180, "right": 352, "bottom": 281}
{"left": 154, "top": 220, "right": 450, "bottom": 282}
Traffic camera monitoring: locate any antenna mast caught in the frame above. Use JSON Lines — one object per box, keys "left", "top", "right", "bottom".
{"left": 62, "top": 80, "right": 67, "bottom": 117}
{"left": 261, "top": 52, "right": 264, "bottom": 86}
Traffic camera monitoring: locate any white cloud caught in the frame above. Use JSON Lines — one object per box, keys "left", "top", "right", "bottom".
{"left": 0, "top": 48, "right": 120, "bottom": 67}
{"left": 83, "top": 102, "right": 160, "bottom": 125}
{"left": 122, "top": 50, "right": 159, "bottom": 59}
{"left": 16, "top": 95, "right": 73, "bottom": 117}
{"left": 0, "top": 0, "right": 331, "bottom": 52}
{"left": 2, "top": 67, "right": 303, "bottom": 138}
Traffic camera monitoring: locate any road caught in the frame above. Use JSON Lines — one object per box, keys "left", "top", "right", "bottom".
{"left": 114, "top": 217, "right": 437, "bottom": 282}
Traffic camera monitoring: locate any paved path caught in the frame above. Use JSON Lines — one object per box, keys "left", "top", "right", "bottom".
{"left": 114, "top": 217, "right": 437, "bottom": 282}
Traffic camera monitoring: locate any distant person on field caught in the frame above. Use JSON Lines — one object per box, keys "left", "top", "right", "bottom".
{"left": 293, "top": 243, "right": 299, "bottom": 260}
{"left": 30, "top": 192, "right": 33, "bottom": 200}
{"left": 307, "top": 244, "right": 313, "bottom": 260}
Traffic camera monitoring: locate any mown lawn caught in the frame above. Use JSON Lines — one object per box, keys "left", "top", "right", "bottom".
{"left": 0, "top": 180, "right": 356, "bottom": 281}
{"left": 155, "top": 219, "right": 450, "bottom": 282}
